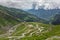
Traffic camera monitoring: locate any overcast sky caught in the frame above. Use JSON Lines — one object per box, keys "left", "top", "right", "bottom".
{"left": 0, "top": 0, "right": 60, "bottom": 10}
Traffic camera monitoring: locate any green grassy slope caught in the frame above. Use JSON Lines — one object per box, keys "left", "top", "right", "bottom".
{"left": 0, "top": 5, "right": 42, "bottom": 22}
{"left": 13, "top": 22, "right": 60, "bottom": 40}
{"left": 0, "top": 5, "right": 41, "bottom": 34}
{"left": 0, "top": 5, "right": 48, "bottom": 34}
{"left": 0, "top": 10, "right": 19, "bottom": 34}
{"left": 0, "top": 5, "right": 60, "bottom": 40}
{"left": 0, "top": 22, "right": 60, "bottom": 40}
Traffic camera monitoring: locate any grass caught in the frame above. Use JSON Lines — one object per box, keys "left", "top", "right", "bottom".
{"left": 0, "top": 22, "right": 60, "bottom": 40}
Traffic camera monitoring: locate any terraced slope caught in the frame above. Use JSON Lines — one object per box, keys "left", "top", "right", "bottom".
{"left": 0, "top": 5, "right": 43, "bottom": 34}
{"left": 0, "top": 5, "right": 60, "bottom": 40}
{"left": 0, "top": 22, "right": 60, "bottom": 40}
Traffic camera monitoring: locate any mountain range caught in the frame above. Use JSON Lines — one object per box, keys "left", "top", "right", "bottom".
{"left": 0, "top": 4, "right": 60, "bottom": 40}
{"left": 0, "top": 5, "right": 38, "bottom": 34}
{"left": 27, "top": 8, "right": 60, "bottom": 21}
{"left": 0, "top": 5, "right": 48, "bottom": 34}
{"left": 0, "top": 5, "right": 41, "bottom": 26}
{"left": 51, "top": 13, "right": 60, "bottom": 25}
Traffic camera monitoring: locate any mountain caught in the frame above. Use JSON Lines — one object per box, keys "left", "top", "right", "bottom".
{"left": 0, "top": 5, "right": 47, "bottom": 34}
{"left": 51, "top": 13, "right": 60, "bottom": 25}
{"left": 0, "top": 5, "right": 41, "bottom": 26}
{"left": 0, "top": 5, "right": 48, "bottom": 23}
{"left": 0, "top": 5, "right": 60, "bottom": 40}
{"left": 27, "top": 9, "right": 60, "bottom": 21}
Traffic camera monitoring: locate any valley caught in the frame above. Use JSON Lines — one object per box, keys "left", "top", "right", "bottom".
{"left": 0, "top": 5, "right": 60, "bottom": 40}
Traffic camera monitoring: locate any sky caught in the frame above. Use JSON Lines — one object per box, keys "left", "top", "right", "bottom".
{"left": 0, "top": 0, "right": 60, "bottom": 10}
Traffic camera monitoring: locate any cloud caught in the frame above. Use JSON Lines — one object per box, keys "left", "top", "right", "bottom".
{"left": 0, "top": 0, "right": 60, "bottom": 10}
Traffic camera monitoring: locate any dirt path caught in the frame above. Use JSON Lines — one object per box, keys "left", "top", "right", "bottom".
{"left": 0, "top": 23, "right": 47, "bottom": 40}
{"left": 8, "top": 24, "right": 45, "bottom": 40}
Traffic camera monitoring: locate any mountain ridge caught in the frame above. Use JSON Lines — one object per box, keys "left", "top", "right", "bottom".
{"left": 27, "top": 8, "right": 60, "bottom": 20}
